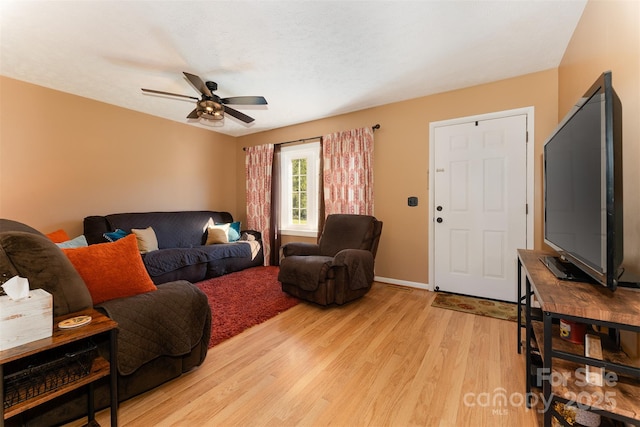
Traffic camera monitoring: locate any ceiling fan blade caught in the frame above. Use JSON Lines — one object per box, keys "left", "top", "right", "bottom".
{"left": 183, "top": 72, "right": 212, "bottom": 97}
{"left": 186, "top": 108, "right": 199, "bottom": 119}
{"left": 142, "top": 88, "right": 199, "bottom": 100}
{"left": 224, "top": 106, "right": 255, "bottom": 123}
{"left": 221, "top": 96, "right": 268, "bottom": 105}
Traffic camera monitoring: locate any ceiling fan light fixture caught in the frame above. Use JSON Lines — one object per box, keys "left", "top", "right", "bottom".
{"left": 197, "top": 110, "right": 224, "bottom": 121}
{"left": 144, "top": 72, "right": 264, "bottom": 125}
{"left": 197, "top": 99, "right": 224, "bottom": 121}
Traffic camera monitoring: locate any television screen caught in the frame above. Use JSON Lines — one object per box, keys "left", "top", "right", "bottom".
{"left": 544, "top": 91, "right": 603, "bottom": 270}
{"left": 543, "top": 71, "right": 623, "bottom": 290}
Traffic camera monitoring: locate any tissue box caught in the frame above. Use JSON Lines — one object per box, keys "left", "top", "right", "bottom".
{"left": 0, "top": 289, "right": 53, "bottom": 351}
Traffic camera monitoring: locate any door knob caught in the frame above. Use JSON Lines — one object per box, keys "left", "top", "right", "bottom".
{"left": 436, "top": 206, "right": 443, "bottom": 211}
{"left": 436, "top": 217, "right": 443, "bottom": 223}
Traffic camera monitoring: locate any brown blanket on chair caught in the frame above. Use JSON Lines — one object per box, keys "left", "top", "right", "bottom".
{"left": 98, "top": 280, "right": 210, "bottom": 376}
{"left": 333, "top": 249, "right": 374, "bottom": 290}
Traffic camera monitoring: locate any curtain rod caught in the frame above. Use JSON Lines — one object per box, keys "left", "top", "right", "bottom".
{"left": 243, "top": 124, "right": 380, "bottom": 151}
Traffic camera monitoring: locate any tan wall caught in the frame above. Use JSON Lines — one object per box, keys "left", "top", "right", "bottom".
{"left": 558, "top": 0, "right": 640, "bottom": 359}
{"left": 0, "top": 76, "right": 237, "bottom": 237}
{"left": 237, "top": 69, "right": 559, "bottom": 285}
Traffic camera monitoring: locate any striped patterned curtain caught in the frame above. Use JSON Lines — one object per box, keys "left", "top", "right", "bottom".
{"left": 322, "top": 127, "right": 374, "bottom": 216}
{"left": 245, "top": 144, "right": 274, "bottom": 265}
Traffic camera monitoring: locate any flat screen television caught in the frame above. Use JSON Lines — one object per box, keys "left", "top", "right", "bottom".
{"left": 542, "top": 71, "right": 623, "bottom": 291}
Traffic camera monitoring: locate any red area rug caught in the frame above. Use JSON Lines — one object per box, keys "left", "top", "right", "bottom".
{"left": 196, "top": 266, "right": 300, "bottom": 348}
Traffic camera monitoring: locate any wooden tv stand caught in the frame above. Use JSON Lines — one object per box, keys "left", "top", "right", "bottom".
{"left": 517, "top": 249, "right": 640, "bottom": 427}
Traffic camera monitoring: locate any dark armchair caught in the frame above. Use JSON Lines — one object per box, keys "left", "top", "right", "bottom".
{"left": 278, "top": 214, "right": 383, "bottom": 305}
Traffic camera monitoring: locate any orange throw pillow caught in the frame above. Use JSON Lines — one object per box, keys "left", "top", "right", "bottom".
{"left": 62, "top": 234, "right": 157, "bottom": 304}
{"left": 46, "top": 229, "right": 71, "bottom": 243}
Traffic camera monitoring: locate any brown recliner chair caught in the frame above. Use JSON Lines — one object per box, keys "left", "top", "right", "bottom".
{"left": 278, "top": 214, "right": 383, "bottom": 305}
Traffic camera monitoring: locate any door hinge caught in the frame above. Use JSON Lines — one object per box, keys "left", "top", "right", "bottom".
{"left": 526, "top": 131, "right": 529, "bottom": 143}
{"left": 526, "top": 203, "right": 529, "bottom": 215}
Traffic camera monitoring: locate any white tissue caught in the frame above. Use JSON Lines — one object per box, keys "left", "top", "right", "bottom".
{"left": 1, "top": 276, "right": 30, "bottom": 301}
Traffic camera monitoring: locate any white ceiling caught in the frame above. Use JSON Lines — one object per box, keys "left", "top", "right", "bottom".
{"left": 0, "top": 1, "right": 587, "bottom": 137}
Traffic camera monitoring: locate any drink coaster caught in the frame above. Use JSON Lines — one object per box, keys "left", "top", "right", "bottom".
{"left": 58, "top": 315, "right": 92, "bottom": 329}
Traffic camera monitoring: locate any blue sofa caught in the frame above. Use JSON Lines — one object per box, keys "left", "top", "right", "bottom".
{"left": 84, "top": 211, "right": 263, "bottom": 284}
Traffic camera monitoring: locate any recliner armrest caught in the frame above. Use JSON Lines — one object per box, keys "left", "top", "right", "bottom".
{"left": 332, "top": 248, "right": 374, "bottom": 267}
{"left": 332, "top": 249, "right": 375, "bottom": 291}
{"left": 282, "top": 242, "right": 320, "bottom": 257}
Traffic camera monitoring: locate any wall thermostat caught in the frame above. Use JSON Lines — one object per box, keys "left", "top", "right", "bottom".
{"left": 408, "top": 197, "right": 418, "bottom": 207}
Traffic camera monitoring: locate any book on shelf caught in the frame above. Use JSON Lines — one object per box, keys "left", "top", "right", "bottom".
{"left": 585, "top": 333, "right": 604, "bottom": 386}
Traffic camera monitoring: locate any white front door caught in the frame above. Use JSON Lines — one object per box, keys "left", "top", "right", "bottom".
{"left": 432, "top": 114, "right": 527, "bottom": 302}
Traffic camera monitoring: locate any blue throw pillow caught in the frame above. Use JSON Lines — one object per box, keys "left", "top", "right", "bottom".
{"left": 229, "top": 221, "right": 241, "bottom": 242}
{"left": 104, "top": 228, "right": 130, "bottom": 242}
{"left": 56, "top": 235, "right": 89, "bottom": 249}
{"left": 216, "top": 221, "right": 241, "bottom": 242}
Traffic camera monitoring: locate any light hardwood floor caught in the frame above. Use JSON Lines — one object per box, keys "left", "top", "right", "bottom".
{"left": 68, "top": 282, "right": 538, "bottom": 426}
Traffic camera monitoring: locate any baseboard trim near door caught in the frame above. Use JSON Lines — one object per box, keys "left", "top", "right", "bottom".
{"left": 374, "top": 276, "right": 430, "bottom": 291}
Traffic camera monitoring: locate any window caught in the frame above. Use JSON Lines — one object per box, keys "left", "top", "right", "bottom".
{"left": 280, "top": 141, "right": 320, "bottom": 237}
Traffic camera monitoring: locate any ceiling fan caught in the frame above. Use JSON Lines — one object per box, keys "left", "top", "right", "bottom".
{"left": 142, "top": 72, "right": 267, "bottom": 123}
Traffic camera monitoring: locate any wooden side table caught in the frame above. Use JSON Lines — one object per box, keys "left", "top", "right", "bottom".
{"left": 0, "top": 308, "right": 118, "bottom": 426}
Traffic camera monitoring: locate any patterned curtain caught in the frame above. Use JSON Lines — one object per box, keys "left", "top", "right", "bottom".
{"left": 271, "top": 145, "right": 282, "bottom": 265}
{"left": 322, "top": 127, "right": 374, "bottom": 216}
{"left": 245, "top": 144, "right": 274, "bottom": 266}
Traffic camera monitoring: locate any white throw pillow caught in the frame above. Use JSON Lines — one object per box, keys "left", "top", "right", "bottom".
{"left": 206, "top": 223, "right": 230, "bottom": 245}
{"left": 131, "top": 226, "right": 159, "bottom": 253}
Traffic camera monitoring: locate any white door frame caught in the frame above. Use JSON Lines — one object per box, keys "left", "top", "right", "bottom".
{"left": 428, "top": 107, "right": 535, "bottom": 292}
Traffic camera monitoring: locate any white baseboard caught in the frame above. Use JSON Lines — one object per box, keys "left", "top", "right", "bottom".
{"left": 374, "top": 276, "right": 430, "bottom": 291}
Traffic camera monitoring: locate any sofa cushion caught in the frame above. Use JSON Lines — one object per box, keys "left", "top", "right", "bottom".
{"left": 0, "top": 230, "right": 92, "bottom": 316}
{"left": 142, "top": 248, "right": 211, "bottom": 278}
{"left": 97, "top": 280, "right": 210, "bottom": 375}
{"left": 142, "top": 243, "right": 254, "bottom": 278}
{"left": 62, "top": 234, "right": 157, "bottom": 304}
